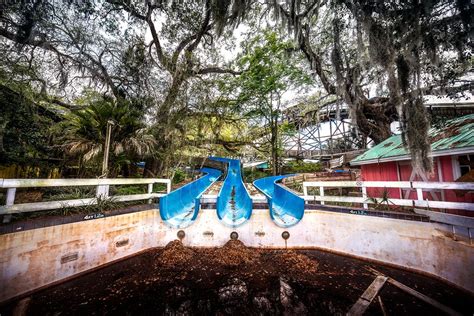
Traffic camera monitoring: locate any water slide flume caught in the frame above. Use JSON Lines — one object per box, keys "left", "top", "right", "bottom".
{"left": 209, "top": 157, "right": 253, "bottom": 227}
{"left": 159, "top": 167, "right": 222, "bottom": 228}
{"left": 253, "top": 175, "right": 305, "bottom": 227}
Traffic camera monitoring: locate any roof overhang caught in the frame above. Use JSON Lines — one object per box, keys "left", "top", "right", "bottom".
{"left": 350, "top": 146, "right": 474, "bottom": 166}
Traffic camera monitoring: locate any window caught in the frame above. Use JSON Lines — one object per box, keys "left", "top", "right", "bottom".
{"left": 457, "top": 154, "right": 474, "bottom": 178}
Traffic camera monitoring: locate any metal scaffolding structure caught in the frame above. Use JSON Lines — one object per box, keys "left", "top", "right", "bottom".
{"left": 280, "top": 100, "right": 474, "bottom": 161}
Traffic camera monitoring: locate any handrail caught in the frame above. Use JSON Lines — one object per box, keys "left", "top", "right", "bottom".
{"left": 0, "top": 178, "right": 171, "bottom": 189}
{"left": 0, "top": 178, "right": 171, "bottom": 215}
{"left": 303, "top": 180, "right": 474, "bottom": 211}
{"left": 303, "top": 180, "right": 474, "bottom": 190}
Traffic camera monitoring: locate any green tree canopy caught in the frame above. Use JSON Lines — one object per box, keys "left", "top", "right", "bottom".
{"left": 60, "top": 93, "right": 156, "bottom": 176}
{"left": 234, "top": 31, "right": 312, "bottom": 174}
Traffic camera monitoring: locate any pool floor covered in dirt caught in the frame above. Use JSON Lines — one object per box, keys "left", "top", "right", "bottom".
{"left": 1, "top": 240, "right": 473, "bottom": 315}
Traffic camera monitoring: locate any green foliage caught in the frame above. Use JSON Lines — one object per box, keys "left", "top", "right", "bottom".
{"left": 60, "top": 92, "right": 156, "bottom": 176}
{"left": 236, "top": 31, "right": 311, "bottom": 105}
{"left": 233, "top": 30, "right": 312, "bottom": 174}
{"left": 56, "top": 196, "right": 123, "bottom": 216}
{"left": 0, "top": 83, "right": 57, "bottom": 165}
{"left": 172, "top": 169, "right": 187, "bottom": 184}
{"left": 9, "top": 196, "right": 145, "bottom": 222}
{"left": 283, "top": 161, "right": 322, "bottom": 173}
{"left": 284, "top": 179, "right": 303, "bottom": 193}
{"left": 0, "top": 0, "right": 470, "bottom": 177}
{"left": 242, "top": 169, "right": 271, "bottom": 183}
{"left": 366, "top": 188, "right": 396, "bottom": 211}
{"left": 43, "top": 187, "right": 94, "bottom": 201}
{"left": 279, "top": 122, "right": 297, "bottom": 136}
{"left": 153, "top": 183, "right": 168, "bottom": 193}
{"left": 113, "top": 185, "right": 146, "bottom": 195}
{"left": 109, "top": 182, "right": 167, "bottom": 195}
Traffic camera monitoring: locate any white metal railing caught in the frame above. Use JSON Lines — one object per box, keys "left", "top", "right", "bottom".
{"left": 0, "top": 178, "right": 171, "bottom": 214}
{"left": 303, "top": 181, "right": 474, "bottom": 211}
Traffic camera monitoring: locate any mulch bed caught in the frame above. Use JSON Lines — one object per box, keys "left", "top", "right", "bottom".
{"left": 1, "top": 240, "right": 473, "bottom": 315}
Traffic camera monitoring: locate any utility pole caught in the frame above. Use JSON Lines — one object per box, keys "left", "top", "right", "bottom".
{"left": 102, "top": 120, "right": 115, "bottom": 177}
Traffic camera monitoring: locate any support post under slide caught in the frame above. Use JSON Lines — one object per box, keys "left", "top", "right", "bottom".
{"left": 159, "top": 167, "right": 222, "bottom": 228}
{"left": 253, "top": 175, "right": 305, "bottom": 227}
{"left": 209, "top": 157, "right": 253, "bottom": 227}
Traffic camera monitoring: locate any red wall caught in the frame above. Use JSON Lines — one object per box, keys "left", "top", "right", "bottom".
{"left": 438, "top": 156, "right": 474, "bottom": 205}
{"left": 398, "top": 161, "right": 439, "bottom": 200}
{"left": 361, "top": 162, "right": 401, "bottom": 199}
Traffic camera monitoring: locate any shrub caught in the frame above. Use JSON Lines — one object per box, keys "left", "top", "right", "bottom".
{"left": 243, "top": 169, "right": 271, "bottom": 183}
{"left": 113, "top": 185, "right": 146, "bottom": 195}
{"left": 283, "top": 161, "right": 322, "bottom": 173}
{"left": 172, "top": 168, "right": 187, "bottom": 184}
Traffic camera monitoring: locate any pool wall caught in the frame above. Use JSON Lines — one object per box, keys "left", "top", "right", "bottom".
{"left": 1, "top": 208, "right": 473, "bottom": 302}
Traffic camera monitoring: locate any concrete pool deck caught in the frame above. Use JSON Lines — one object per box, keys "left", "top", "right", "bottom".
{"left": 1, "top": 207, "right": 473, "bottom": 302}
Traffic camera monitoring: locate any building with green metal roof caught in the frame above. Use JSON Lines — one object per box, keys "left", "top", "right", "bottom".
{"left": 350, "top": 114, "right": 474, "bottom": 213}
{"left": 351, "top": 114, "right": 474, "bottom": 166}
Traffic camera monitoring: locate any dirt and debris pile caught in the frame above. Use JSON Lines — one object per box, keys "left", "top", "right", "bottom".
{"left": 156, "top": 240, "right": 194, "bottom": 267}
{"left": 275, "top": 250, "right": 319, "bottom": 275}
{"left": 211, "top": 240, "right": 260, "bottom": 267}
{"left": 5, "top": 245, "right": 473, "bottom": 316}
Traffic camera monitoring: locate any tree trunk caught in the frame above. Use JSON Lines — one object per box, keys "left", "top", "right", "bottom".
{"left": 0, "top": 119, "right": 8, "bottom": 154}
{"left": 355, "top": 99, "right": 397, "bottom": 144}
{"left": 271, "top": 116, "right": 279, "bottom": 176}
{"left": 144, "top": 158, "right": 161, "bottom": 177}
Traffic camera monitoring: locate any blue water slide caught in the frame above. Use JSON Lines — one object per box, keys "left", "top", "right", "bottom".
{"left": 209, "top": 157, "right": 253, "bottom": 227}
{"left": 159, "top": 167, "right": 222, "bottom": 228}
{"left": 253, "top": 175, "right": 305, "bottom": 227}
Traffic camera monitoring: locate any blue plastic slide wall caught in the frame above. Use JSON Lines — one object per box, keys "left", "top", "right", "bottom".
{"left": 253, "top": 175, "right": 305, "bottom": 227}
{"left": 209, "top": 157, "right": 253, "bottom": 227}
{"left": 159, "top": 167, "right": 222, "bottom": 228}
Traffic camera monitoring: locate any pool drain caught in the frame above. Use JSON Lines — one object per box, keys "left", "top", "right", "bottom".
{"left": 230, "top": 231, "right": 239, "bottom": 240}
{"left": 282, "top": 231, "right": 290, "bottom": 240}
{"left": 177, "top": 230, "right": 185, "bottom": 240}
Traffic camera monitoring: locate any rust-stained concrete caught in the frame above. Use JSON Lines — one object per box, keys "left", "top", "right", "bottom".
{"left": 0, "top": 211, "right": 157, "bottom": 302}
{"left": 1, "top": 208, "right": 473, "bottom": 302}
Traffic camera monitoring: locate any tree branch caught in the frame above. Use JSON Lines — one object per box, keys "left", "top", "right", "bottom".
{"left": 185, "top": 0, "right": 212, "bottom": 54}
{"left": 146, "top": 7, "right": 171, "bottom": 72}
{"left": 197, "top": 67, "right": 241, "bottom": 75}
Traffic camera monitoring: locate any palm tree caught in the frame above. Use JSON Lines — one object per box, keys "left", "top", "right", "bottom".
{"left": 61, "top": 95, "right": 156, "bottom": 176}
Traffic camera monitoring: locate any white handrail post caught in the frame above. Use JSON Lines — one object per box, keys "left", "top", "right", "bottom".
{"left": 416, "top": 187, "right": 423, "bottom": 201}
{"left": 166, "top": 180, "right": 171, "bottom": 193}
{"left": 320, "top": 186, "right": 325, "bottom": 206}
{"left": 3, "top": 187, "right": 16, "bottom": 223}
{"left": 362, "top": 185, "right": 368, "bottom": 209}
{"left": 147, "top": 183, "right": 153, "bottom": 204}
{"left": 6, "top": 188, "right": 16, "bottom": 206}
{"left": 96, "top": 185, "right": 109, "bottom": 199}
{"left": 303, "top": 183, "right": 308, "bottom": 205}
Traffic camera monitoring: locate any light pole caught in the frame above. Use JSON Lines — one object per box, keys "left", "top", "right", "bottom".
{"left": 102, "top": 120, "right": 115, "bottom": 177}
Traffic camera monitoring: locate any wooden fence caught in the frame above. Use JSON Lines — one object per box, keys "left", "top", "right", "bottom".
{"left": 283, "top": 171, "right": 355, "bottom": 186}
{"left": 0, "top": 164, "right": 61, "bottom": 179}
